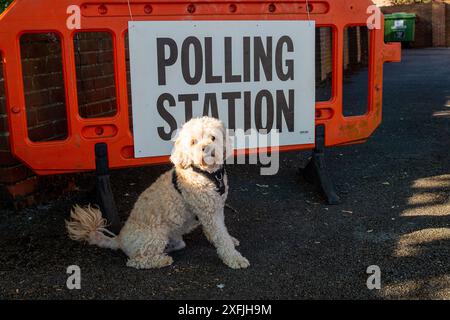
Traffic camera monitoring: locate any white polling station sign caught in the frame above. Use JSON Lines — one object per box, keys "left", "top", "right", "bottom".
{"left": 129, "top": 20, "right": 315, "bottom": 158}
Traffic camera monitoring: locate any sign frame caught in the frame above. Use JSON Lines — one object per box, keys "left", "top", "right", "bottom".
{"left": 129, "top": 20, "right": 316, "bottom": 158}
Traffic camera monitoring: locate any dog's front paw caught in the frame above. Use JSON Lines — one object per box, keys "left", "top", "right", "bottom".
{"left": 165, "top": 239, "right": 186, "bottom": 253}
{"left": 231, "top": 236, "right": 240, "bottom": 247}
{"left": 223, "top": 252, "right": 250, "bottom": 269}
{"left": 127, "top": 255, "right": 173, "bottom": 269}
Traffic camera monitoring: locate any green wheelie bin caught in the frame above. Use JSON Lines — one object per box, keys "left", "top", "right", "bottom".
{"left": 384, "top": 13, "right": 416, "bottom": 43}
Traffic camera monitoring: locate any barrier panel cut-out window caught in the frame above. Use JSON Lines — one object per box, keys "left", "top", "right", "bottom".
{"left": 74, "top": 32, "right": 118, "bottom": 119}
{"left": 20, "top": 33, "right": 69, "bottom": 142}
{"left": 316, "top": 27, "right": 333, "bottom": 102}
{"left": 125, "top": 31, "right": 133, "bottom": 133}
{"left": 343, "top": 26, "right": 370, "bottom": 117}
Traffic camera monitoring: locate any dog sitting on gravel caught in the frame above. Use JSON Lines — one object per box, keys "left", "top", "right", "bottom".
{"left": 66, "top": 117, "right": 249, "bottom": 269}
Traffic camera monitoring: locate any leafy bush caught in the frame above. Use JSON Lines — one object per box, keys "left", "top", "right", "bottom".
{"left": 391, "top": 0, "right": 431, "bottom": 4}
{"left": 0, "top": 0, "right": 13, "bottom": 13}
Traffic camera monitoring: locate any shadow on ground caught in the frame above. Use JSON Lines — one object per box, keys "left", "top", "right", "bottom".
{"left": 0, "top": 49, "right": 449, "bottom": 299}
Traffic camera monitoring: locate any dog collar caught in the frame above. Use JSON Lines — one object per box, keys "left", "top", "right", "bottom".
{"left": 192, "top": 165, "right": 226, "bottom": 196}
{"left": 172, "top": 170, "right": 183, "bottom": 195}
{"left": 173, "top": 166, "right": 226, "bottom": 196}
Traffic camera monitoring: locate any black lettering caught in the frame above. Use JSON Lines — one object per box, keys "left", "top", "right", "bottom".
{"left": 205, "top": 37, "right": 222, "bottom": 83}
{"left": 157, "top": 38, "right": 178, "bottom": 86}
{"left": 244, "top": 91, "right": 252, "bottom": 132}
{"left": 181, "top": 37, "right": 203, "bottom": 85}
{"left": 178, "top": 94, "right": 199, "bottom": 122}
{"left": 276, "top": 90, "right": 294, "bottom": 132}
{"left": 222, "top": 92, "right": 241, "bottom": 130}
{"left": 203, "top": 93, "right": 219, "bottom": 118}
{"left": 243, "top": 37, "right": 251, "bottom": 82}
{"left": 254, "top": 37, "right": 272, "bottom": 82}
{"left": 275, "top": 36, "right": 294, "bottom": 81}
{"left": 255, "top": 90, "right": 274, "bottom": 132}
{"left": 224, "top": 37, "right": 241, "bottom": 83}
{"left": 157, "top": 93, "right": 177, "bottom": 140}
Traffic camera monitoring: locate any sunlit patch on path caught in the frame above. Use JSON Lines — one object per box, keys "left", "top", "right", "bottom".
{"left": 382, "top": 275, "right": 450, "bottom": 300}
{"left": 394, "top": 228, "right": 450, "bottom": 257}
{"left": 402, "top": 175, "right": 450, "bottom": 217}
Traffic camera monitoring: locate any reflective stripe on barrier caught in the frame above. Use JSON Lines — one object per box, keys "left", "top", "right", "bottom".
{"left": 0, "top": 0, "right": 401, "bottom": 175}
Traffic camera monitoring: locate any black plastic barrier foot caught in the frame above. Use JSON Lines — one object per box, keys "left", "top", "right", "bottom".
{"left": 300, "top": 125, "right": 341, "bottom": 205}
{"left": 95, "top": 143, "right": 122, "bottom": 234}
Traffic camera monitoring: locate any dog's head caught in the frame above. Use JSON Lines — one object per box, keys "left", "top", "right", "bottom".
{"left": 170, "top": 117, "right": 232, "bottom": 172}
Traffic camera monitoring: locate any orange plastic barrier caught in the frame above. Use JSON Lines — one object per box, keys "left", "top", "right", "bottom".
{"left": 0, "top": 0, "right": 401, "bottom": 175}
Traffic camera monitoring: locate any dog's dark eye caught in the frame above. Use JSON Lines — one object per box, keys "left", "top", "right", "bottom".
{"left": 191, "top": 139, "right": 197, "bottom": 145}
{"left": 211, "top": 136, "right": 216, "bottom": 141}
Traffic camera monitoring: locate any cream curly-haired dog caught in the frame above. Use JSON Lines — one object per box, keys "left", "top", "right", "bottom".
{"left": 66, "top": 117, "right": 249, "bottom": 269}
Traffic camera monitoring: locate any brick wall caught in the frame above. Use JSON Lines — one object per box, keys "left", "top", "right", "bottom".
{"left": 446, "top": 4, "right": 450, "bottom": 47}
{"left": 382, "top": 2, "right": 450, "bottom": 48}
{"left": 316, "top": 27, "right": 368, "bottom": 71}
{"left": 343, "top": 29, "right": 350, "bottom": 70}
{"left": 20, "top": 33, "right": 68, "bottom": 142}
{"left": 0, "top": 32, "right": 118, "bottom": 208}
{"left": 74, "top": 32, "right": 117, "bottom": 119}
{"left": 344, "top": 26, "right": 369, "bottom": 71}
{"left": 318, "top": 28, "right": 332, "bottom": 82}
{"left": 432, "top": 2, "right": 447, "bottom": 46}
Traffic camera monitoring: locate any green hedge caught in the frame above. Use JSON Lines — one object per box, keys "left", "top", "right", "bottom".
{"left": 1, "top": 0, "right": 13, "bottom": 13}
{"left": 391, "top": 0, "right": 431, "bottom": 4}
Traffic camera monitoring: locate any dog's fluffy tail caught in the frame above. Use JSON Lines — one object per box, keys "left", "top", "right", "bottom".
{"left": 66, "top": 205, "right": 120, "bottom": 250}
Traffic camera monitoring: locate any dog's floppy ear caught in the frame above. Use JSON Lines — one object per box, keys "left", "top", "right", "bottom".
{"left": 170, "top": 138, "right": 192, "bottom": 169}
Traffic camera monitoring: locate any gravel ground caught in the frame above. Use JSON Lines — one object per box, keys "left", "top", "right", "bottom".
{"left": 0, "top": 48, "right": 449, "bottom": 300}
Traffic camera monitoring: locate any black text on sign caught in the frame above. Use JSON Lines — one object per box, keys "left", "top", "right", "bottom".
{"left": 129, "top": 21, "right": 315, "bottom": 158}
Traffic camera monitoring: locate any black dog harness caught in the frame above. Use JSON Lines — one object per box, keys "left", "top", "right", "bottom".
{"left": 172, "top": 166, "right": 226, "bottom": 196}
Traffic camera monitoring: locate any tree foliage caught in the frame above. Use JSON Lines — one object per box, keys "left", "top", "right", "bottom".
{"left": 391, "top": 0, "right": 432, "bottom": 4}
{"left": 0, "top": 0, "right": 13, "bottom": 13}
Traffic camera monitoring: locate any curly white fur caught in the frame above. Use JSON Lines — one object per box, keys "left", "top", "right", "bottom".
{"left": 66, "top": 117, "right": 249, "bottom": 269}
